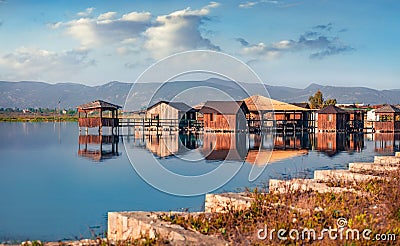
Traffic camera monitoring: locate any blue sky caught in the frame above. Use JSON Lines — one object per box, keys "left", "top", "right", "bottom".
{"left": 0, "top": 0, "right": 399, "bottom": 89}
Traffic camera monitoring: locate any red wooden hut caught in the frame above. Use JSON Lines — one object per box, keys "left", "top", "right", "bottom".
{"left": 317, "top": 105, "right": 349, "bottom": 132}
{"left": 374, "top": 104, "right": 400, "bottom": 132}
{"left": 199, "top": 101, "right": 249, "bottom": 132}
{"left": 77, "top": 100, "right": 121, "bottom": 133}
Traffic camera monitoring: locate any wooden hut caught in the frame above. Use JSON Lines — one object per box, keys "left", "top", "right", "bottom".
{"left": 77, "top": 100, "right": 121, "bottom": 133}
{"left": 146, "top": 101, "right": 197, "bottom": 130}
{"left": 199, "top": 101, "right": 249, "bottom": 132}
{"left": 244, "top": 95, "right": 311, "bottom": 132}
{"left": 317, "top": 105, "right": 349, "bottom": 132}
{"left": 374, "top": 104, "right": 400, "bottom": 132}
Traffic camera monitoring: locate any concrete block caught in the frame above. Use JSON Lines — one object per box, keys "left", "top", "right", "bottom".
{"left": 269, "top": 178, "right": 357, "bottom": 194}
{"left": 349, "top": 162, "right": 399, "bottom": 173}
{"left": 108, "top": 211, "right": 226, "bottom": 245}
{"left": 314, "top": 170, "right": 380, "bottom": 183}
{"left": 204, "top": 192, "right": 252, "bottom": 213}
{"left": 374, "top": 156, "right": 400, "bottom": 164}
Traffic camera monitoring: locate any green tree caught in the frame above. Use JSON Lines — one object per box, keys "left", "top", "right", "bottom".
{"left": 308, "top": 90, "right": 337, "bottom": 109}
{"left": 308, "top": 90, "right": 324, "bottom": 109}
{"left": 324, "top": 98, "right": 337, "bottom": 107}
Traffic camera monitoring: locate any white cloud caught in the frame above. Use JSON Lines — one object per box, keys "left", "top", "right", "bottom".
{"left": 242, "top": 42, "right": 281, "bottom": 59}
{"left": 239, "top": 1, "right": 257, "bottom": 8}
{"left": 97, "top": 12, "right": 117, "bottom": 21}
{"left": 239, "top": 0, "right": 278, "bottom": 8}
{"left": 77, "top": 7, "right": 95, "bottom": 17}
{"left": 52, "top": 10, "right": 151, "bottom": 48}
{"left": 50, "top": 4, "right": 220, "bottom": 60}
{"left": 238, "top": 25, "right": 354, "bottom": 60}
{"left": 144, "top": 2, "right": 220, "bottom": 59}
{"left": 121, "top": 11, "right": 151, "bottom": 22}
{"left": 0, "top": 47, "right": 95, "bottom": 81}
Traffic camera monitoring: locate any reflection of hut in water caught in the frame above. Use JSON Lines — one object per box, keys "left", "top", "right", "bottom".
{"left": 347, "top": 133, "right": 364, "bottom": 152}
{"left": 201, "top": 133, "right": 247, "bottom": 161}
{"left": 244, "top": 95, "right": 311, "bottom": 132}
{"left": 373, "top": 133, "right": 400, "bottom": 154}
{"left": 245, "top": 133, "right": 308, "bottom": 165}
{"left": 374, "top": 105, "right": 400, "bottom": 133}
{"left": 316, "top": 133, "right": 364, "bottom": 157}
{"left": 317, "top": 105, "right": 349, "bottom": 132}
{"left": 200, "top": 101, "right": 249, "bottom": 132}
{"left": 246, "top": 149, "right": 308, "bottom": 165}
{"left": 146, "top": 101, "right": 197, "bottom": 130}
{"left": 77, "top": 100, "right": 121, "bottom": 133}
{"left": 78, "top": 134, "right": 120, "bottom": 162}
{"left": 274, "top": 134, "right": 310, "bottom": 150}
{"left": 316, "top": 133, "right": 345, "bottom": 156}
{"left": 145, "top": 132, "right": 200, "bottom": 158}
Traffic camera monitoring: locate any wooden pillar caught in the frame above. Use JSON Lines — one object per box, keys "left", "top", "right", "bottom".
{"left": 99, "top": 108, "right": 102, "bottom": 134}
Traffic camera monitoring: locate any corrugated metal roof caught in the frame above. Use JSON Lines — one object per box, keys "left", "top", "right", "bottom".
{"left": 199, "top": 101, "right": 249, "bottom": 114}
{"left": 147, "top": 101, "right": 194, "bottom": 112}
{"left": 168, "top": 102, "right": 194, "bottom": 112}
{"left": 244, "top": 95, "right": 309, "bottom": 112}
{"left": 77, "top": 100, "right": 121, "bottom": 110}
{"left": 375, "top": 104, "right": 400, "bottom": 113}
{"left": 317, "top": 105, "right": 348, "bottom": 114}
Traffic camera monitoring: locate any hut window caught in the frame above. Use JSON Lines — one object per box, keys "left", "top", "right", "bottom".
{"left": 381, "top": 115, "right": 393, "bottom": 122}
{"left": 210, "top": 113, "right": 214, "bottom": 121}
{"left": 328, "top": 114, "right": 333, "bottom": 122}
{"left": 396, "top": 115, "right": 400, "bottom": 122}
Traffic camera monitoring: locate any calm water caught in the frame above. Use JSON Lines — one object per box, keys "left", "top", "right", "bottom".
{"left": 0, "top": 122, "right": 399, "bottom": 242}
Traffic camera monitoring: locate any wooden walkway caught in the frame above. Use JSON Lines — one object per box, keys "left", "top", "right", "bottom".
{"left": 119, "top": 118, "right": 204, "bottom": 131}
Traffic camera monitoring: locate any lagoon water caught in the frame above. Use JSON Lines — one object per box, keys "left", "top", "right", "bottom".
{"left": 0, "top": 122, "right": 399, "bottom": 242}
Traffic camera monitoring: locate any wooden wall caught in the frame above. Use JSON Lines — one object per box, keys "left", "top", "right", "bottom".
{"left": 203, "top": 113, "right": 237, "bottom": 131}
{"left": 375, "top": 113, "right": 400, "bottom": 132}
{"left": 318, "top": 113, "right": 349, "bottom": 131}
{"left": 78, "top": 118, "right": 118, "bottom": 127}
{"left": 146, "top": 103, "right": 180, "bottom": 120}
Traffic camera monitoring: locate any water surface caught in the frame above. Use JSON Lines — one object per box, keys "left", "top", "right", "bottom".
{"left": 0, "top": 122, "right": 398, "bottom": 242}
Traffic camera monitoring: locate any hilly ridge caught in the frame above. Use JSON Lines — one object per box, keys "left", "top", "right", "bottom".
{"left": 1, "top": 80, "right": 399, "bottom": 109}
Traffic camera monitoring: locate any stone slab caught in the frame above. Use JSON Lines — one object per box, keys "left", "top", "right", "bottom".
{"left": 204, "top": 192, "right": 252, "bottom": 213}
{"left": 374, "top": 156, "right": 400, "bottom": 164}
{"left": 108, "top": 211, "right": 226, "bottom": 245}
{"left": 349, "top": 162, "right": 399, "bottom": 173}
{"left": 314, "top": 170, "right": 380, "bottom": 183}
{"left": 269, "top": 178, "right": 357, "bottom": 194}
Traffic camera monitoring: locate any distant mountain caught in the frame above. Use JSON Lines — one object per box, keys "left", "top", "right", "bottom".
{"left": 0, "top": 80, "right": 399, "bottom": 109}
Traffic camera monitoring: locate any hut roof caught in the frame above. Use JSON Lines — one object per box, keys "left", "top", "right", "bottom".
{"left": 317, "top": 105, "right": 348, "bottom": 114}
{"left": 199, "top": 101, "right": 249, "bottom": 115}
{"left": 147, "top": 101, "right": 194, "bottom": 112}
{"left": 375, "top": 104, "right": 400, "bottom": 113}
{"left": 77, "top": 100, "right": 121, "bottom": 110}
{"left": 291, "top": 102, "right": 310, "bottom": 109}
{"left": 244, "top": 95, "right": 309, "bottom": 112}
